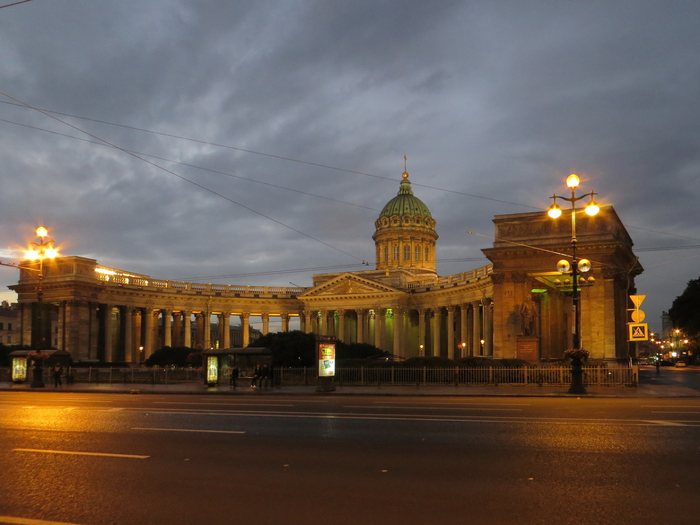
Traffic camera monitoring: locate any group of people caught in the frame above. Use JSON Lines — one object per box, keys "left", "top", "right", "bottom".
{"left": 228, "top": 364, "right": 274, "bottom": 390}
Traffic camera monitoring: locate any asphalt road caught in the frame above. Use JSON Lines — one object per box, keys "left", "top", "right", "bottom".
{"left": 1, "top": 392, "right": 700, "bottom": 525}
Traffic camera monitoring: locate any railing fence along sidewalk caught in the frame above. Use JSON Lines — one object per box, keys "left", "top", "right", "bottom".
{"left": 0, "top": 365, "right": 638, "bottom": 387}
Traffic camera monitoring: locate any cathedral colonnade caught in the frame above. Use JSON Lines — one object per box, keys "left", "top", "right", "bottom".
{"left": 10, "top": 169, "right": 639, "bottom": 363}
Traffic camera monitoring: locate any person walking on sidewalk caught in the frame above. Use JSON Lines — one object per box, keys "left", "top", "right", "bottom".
{"left": 53, "top": 363, "right": 63, "bottom": 388}
{"left": 251, "top": 364, "right": 262, "bottom": 389}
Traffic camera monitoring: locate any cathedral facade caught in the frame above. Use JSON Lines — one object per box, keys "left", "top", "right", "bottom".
{"left": 10, "top": 170, "right": 641, "bottom": 363}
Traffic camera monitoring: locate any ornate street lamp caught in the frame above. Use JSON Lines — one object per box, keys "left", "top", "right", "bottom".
{"left": 547, "top": 174, "right": 599, "bottom": 394}
{"left": 24, "top": 227, "right": 59, "bottom": 349}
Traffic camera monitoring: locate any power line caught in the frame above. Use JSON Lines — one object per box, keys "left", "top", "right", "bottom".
{"left": 0, "top": 100, "right": 535, "bottom": 209}
{"left": 1, "top": 100, "right": 696, "bottom": 245}
{"left": 0, "top": 0, "right": 34, "bottom": 9}
{"left": 0, "top": 91, "right": 365, "bottom": 262}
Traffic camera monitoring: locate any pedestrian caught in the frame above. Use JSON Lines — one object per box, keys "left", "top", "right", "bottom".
{"left": 230, "top": 366, "right": 239, "bottom": 389}
{"left": 251, "top": 364, "right": 262, "bottom": 389}
{"left": 261, "top": 364, "right": 270, "bottom": 389}
{"left": 53, "top": 362, "right": 63, "bottom": 388}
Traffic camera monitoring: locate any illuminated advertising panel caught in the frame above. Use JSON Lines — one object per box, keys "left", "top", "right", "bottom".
{"left": 318, "top": 342, "right": 336, "bottom": 377}
{"left": 12, "top": 357, "right": 27, "bottom": 382}
{"left": 206, "top": 356, "right": 218, "bottom": 384}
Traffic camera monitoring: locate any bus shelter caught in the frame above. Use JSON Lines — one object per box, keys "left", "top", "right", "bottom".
{"left": 201, "top": 347, "right": 272, "bottom": 386}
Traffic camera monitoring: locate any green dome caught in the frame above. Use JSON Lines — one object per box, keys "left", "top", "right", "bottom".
{"left": 378, "top": 174, "right": 433, "bottom": 220}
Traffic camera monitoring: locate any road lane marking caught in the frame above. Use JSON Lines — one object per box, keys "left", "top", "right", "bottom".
{"left": 12, "top": 448, "right": 149, "bottom": 459}
{"left": 651, "top": 411, "right": 700, "bottom": 415}
{"left": 345, "top": 405, "right": 523, "bottom": 411}
{"left": 132, "top": 427, "right": 245, "bottom": 434}
{"left": 369, "top": 400, "right": 530, "bottom": 406}
{"left": 154, "top": 401, "right": 294, "bottom": 407}
{"left": 120, "top": 408, "right": 700, "bottom": 426}
{"left": 0, "top": 515, "right": 90, "bottom": 525}
{"left": 645, "top": 420, "right": 688, "bottom": 426}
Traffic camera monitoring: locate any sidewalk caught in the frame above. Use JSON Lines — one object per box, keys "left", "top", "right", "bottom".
{"left": 2, "top": 380, "right": 699, "bottom": 397}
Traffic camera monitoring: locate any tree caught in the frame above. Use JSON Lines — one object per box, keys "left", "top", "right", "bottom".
{"left": 145, "top": 346, "right": 195, "bottom": 367}
{"left": 253, "top": 330, "right": 316, "bottom": 367}
{"left": 669, "top": 277, "right": 700, "bottom": 339}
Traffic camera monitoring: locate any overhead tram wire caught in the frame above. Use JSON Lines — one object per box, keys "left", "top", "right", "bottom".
{"left": 0, "top": 117, "right": 379, "bottom": 213}
{"left": 0, "top": 0, "right": 34, "bottom": 9}
{"left": 0, "top": 100, "right": 534, "bottom": 210}
{"left": 2, "top": 100, "right": 698, "bottom": 244}
{"left": 0, "top": 91, "right": 365, "bottom": 263}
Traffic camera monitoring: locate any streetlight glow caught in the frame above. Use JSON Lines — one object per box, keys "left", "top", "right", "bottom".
{"left": 566, "top": 173, "right": 580, "bottom": 188}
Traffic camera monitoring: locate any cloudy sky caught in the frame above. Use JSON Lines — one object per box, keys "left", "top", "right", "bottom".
{"left": 1, "top": 0, "right": 699, "bottom": 333}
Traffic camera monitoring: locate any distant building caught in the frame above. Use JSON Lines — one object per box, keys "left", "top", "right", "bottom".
{"left": 0, "top": 301, "right": 20, "bottom": 346}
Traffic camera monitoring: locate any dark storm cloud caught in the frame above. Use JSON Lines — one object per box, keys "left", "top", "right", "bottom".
{"left": 1, "top": 0, "right": 699, "bottom": 329}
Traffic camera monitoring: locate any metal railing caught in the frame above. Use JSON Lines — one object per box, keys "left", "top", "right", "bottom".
{"left": 0, "top": 364, "right": 638, "bottom": 387}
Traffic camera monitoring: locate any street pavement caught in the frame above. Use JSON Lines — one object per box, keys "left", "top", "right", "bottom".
{"left": 2, "top": 373, "right": 699, "bottom": 397}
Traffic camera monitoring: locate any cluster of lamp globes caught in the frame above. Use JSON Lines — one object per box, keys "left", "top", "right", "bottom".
{"left": 546, "top": 174, "right": 599, "bottom": 287}
{"left": 24, "top": 227, "right": 59, "bottom": 261}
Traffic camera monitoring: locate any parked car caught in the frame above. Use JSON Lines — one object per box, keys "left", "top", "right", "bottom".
{"left": 675, "top": 361, "right": 687, "bottom": 367}
{"left": 659, "top": 360, "right": 674, "bottom": 367}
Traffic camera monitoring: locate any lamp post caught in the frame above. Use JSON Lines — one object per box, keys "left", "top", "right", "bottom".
{"left": 24, "top": 227, "right": 59, "bottom": 349}
{"left": 547, "top": 174, "right": 599, "bottom": 351}
{"left": 547, "top": 175, "right": 599, "bottom": 394}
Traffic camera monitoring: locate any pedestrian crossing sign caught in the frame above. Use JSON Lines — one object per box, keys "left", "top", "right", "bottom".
{"left": 628, "top": 323, "right": 648, "bottom": 341}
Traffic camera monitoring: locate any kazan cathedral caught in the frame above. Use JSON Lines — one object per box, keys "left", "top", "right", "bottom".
{"left": 11, "top": 169, "right": 641, "bottom": 363}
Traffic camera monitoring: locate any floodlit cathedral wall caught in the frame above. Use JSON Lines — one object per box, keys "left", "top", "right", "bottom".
{"left": 10, "top": 171, "right": 641, "bottom": 363}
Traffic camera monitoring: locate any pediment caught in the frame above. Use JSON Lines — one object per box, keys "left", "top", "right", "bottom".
{"left": 299, "top": 273, "right": 400, "bottom": 298}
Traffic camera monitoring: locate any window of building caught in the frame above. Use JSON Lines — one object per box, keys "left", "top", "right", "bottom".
{"left": 0, "top": 322, "right": 3, "bottom": 330}
{"left": 7, "top": 323, "right": 11, "bottom": 331}
{"left": 415, "top": 245, "right": 421, "bottom": 260}
{"left": 393, "top": 246, "right": 399, "bottom": 260}
{"left": 404, "top": 245, "right": 410, "bottom": 260}
{"left": 6, "top": 336, "right": 10, "bottom": 344}
{"left": 384, "top": 246, "right": 388, "bottom": 262}
{"left": 425, "top": 247, "right": 429, "bottom": 261}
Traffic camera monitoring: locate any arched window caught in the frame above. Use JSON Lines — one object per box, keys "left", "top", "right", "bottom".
{"left": 404, "top": 245, "right": 411, "bottom": 260}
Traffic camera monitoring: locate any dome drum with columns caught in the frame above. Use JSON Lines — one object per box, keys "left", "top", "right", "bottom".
{"left": 373, "top": 170, "right": 438, "bottom": 274}
{"left": 10, "top": 163, "right": 641, "bottom": 363}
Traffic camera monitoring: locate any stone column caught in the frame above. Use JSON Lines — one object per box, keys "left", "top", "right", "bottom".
{"left": 163, "top": 309, "right": 172, "bottom": 348}
{"left": 374, "top": 308, "right": 385, "bottom": 351}
{"left": 240, "top": 313, "right": 250, "bottom": 348}
{"left": 446, "top": 306, "right": 455, "bottom": 359}
{"left": 182, "top": 311, "right": 192, "bottom": 348}
{"left": 281, "top": 313, "right": 290, "bottom": 332}
{"left": 261, "top": 313, "right": 269, "bottom": 336}
{"left": 123, "top": 307, "right": 133, "bottom": 363}
{"left": 356, "top": 309, "right": 366, "bottom": 344}
{"left": 302, "top": 310, "right": 311, "bottom": 334}
{"left": 319, "top": 310, "right": 328, "bottom": 336}
{"left": 144, "top": 308, "right": 154, "bottom": 359}
{"left": 152, "top": 310, "right": 160, "bottom": 354}
{"left": 418, "top": 308, "right": 426, "bottom": 356}
{"left": 472, "top": 301, "right": 482, "bottom": 355}
{"left": 431, "top": 307, "right": 441, "bottom": 357}
{"left": 220, "top": 313, "right": 231, "bottom": 349}
{"left": 337, "top": 309, "right": 345, "bottom": 342}
{"left": 133, "top": 308, "right": 142, "bottom": 362}
{"left": 459, "top": 305, "right": 469, "bottom": 357}
{"left": 103, "top": 304, "right": 114, "bottom": 363}
{"left": 484, "top": 299, "right": 493, "bottom": 356}
{"left": 393, "top": 308, "right": 402, "bottom": 358}
{"left": 203, "top": 313, "right": 211, "bottom": 350}
{"left": 172, "top": 312, "right": 182, "bottom": 347}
